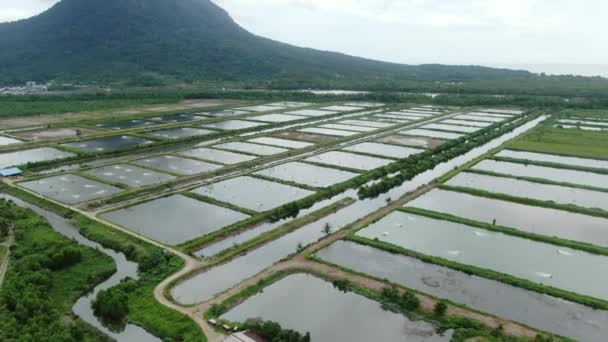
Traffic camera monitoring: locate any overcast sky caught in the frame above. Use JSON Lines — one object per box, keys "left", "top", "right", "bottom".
{"left": 2, "top": 0, "right": 607, "bottom": 76}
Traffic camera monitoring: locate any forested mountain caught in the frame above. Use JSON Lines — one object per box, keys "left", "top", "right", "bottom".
{"left": 0, "top": 0, "right": 534, "bottom": 85}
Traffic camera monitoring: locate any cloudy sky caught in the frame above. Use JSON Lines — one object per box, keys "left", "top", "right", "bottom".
{"left": 2, "top": 0, "right": 607, "bottom": 76}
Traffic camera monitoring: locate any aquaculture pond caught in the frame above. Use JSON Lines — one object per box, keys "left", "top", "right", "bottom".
{"left": 200, "top": 120, "right": 266, "bottom": 130}
{"left": 557, "top": 119, "right": 608, "bottom": 127}
{"left": 247, "top": 137, "right": 313, "bottom": 149}
{"left": 133, "top": 155, "right": 222, "bottom": 175}
{"left": 385, "top": 114, "right": 426, "bottom": 121}
{"left": 254, "top": 161, "right": 359, "bottom": 188}
{"left": 496, "top": 149, "right": 608, "bottom": 170}
{"left": 1, "top": 195, "right": 160, "bottom": 342}
{"left": 317, "top": 241, "right": 608, "bottom": 342}
{"left": 378, "top": 135, "right": 444, "bottom": 149}
{"left": 320, "top": 105, "right": 362, "bottom": 112}
{"left": 101, "top": 194, "right": 250, "bottom": 245}
{"left": 84, "top": 164, "right": 176, "bottom": 188}
{"left": 357, "top": 211, "right": 608, "bottom": 301}
{"left": 192, "top": 176, "right": 314, "bottom": 212}
{"left": 285, "top": 109, "right": 337, "bottom": 117}
{"left": 0, "top": 136, "right": 21, "bottom": 145}
{"left": 62, "top": 136, "right": 152, "bottom": 152}
{"left": 373, "top": 114, "right": 413, "bottom": 120}
{"left": 557, "top": 125, "right": 607, "bottom": 131}
{"left": 400, "top": 129, "right": 464, "bottom": 140}
{"left": 400, "top": 111, "right": 434, "bottom": 117}
{"left": 178, "top": 147, "right": 257, "bottom": 165}
{"left": 318, "top": 123, "right": 377, "bottom": 132}
{"left": 0, "top": 147, "right": 75, "bottom": 168}
{"left": 148, "top": 113, "right": 207, "bottom": 123}
{"left": 15, "top": 127, "right": 99, "bottom": 141}
{"left": 441, "top": 119, "right": 492, "bottom": 128}
{"left": 343, "top": 142, "right": 423, "bottom": 159}
{"left": 446, "top": 172, "right": 608, "bottom": 211}
{"left": 207, "top": 109, "right": 250, "bottom": 117}
{"left": 406, "top": 189, "right": 608, "bottom": 247}
{"left": 305, "top": 151, "right": 393, "bottom": 171}
{"left": 298, "top": 127, "right": 359, "bottom": 137}
{"left": 20, "top": 174, "right": 122, "bottom": 204}
{"left": 213, "top": 141, "right": 288, "bottom": 156}
{"left": 422, "top": 123, "right": 479, "bottom": 134}
{"left": 144, "top": 127, "right": 214, "bottom": 139}
{"left": 266, "top": 102, "right": 310, "bottom": 107}
{"left": 473, "top": 159, "right": 608, "bottom": 189}
{"left": 339, "top": 120, "right": 394, "bottom": 128}
{"left": 468, "top": 112, "right": 513, "bottom": 119}
{"left": 453, "top": 115, "right": 503, "bottom": 123}
{"left": 222, "top": 274, "right": 452, "bottom": 342}
{"left": 171, "top": 117, "right": 547, "bottom": 304}
{"left": 248, "top": 113, "right": 308, "bottom": 123}
{"left": 237, "top": 105, "right": 287, "bottom": 112}
{"left": 95, "top": 119, "right": 156, "bottom": 130}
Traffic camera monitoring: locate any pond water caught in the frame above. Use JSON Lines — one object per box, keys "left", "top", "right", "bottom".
{"left": 213, "top": 141, "right": 288, "bottom": 156}
{"left": 453, "top": 115, "right": 503, "bottom": 123}
{"left": 442, "top": 119, "right": 492, "bottom": 128}
{"left": 423, "top": 123, "right": 479, "bottom": 133}
{"left": 171, "top": 117, "right": 547, "bottom": 304}
{"left": 318, "top": 123, "right": 377, "bottom": 132}
{"left": 400, "top": 129, "right": 464, "bottom": 140}
{"left": 147, "top": 113, "right": 207, "bottom": 123}
{"left": 319, "top": 105, "right": 363, "bottom": 112}
{"left": 206, "top": 110, "right": 250, "bottom": 117}
{"left": 192, "top": 176, "right": 314, "bottom": 212}
{"left": 378, "top": 135, "right": 444, "bottom": 149}
{"left": 178, "top": 147, "right": 257, "bottom": 165}
{"left": 317, "top": 240, "right": 608, "bottom": 342}
{"left": 62, "top": 136, "right": 152, "bottom": 152}
{"left": 84, "top": 164, "right": 176, "bottom": 188}
{"left": 406, "top": 188, "right": 608, "bottom": 247}
{"left": 399, "top": 111, "right": 434, "bottom": 117}
{"left": 237, "top": 105, "right": 287, "bottom": 112}
{"left": 339, "top": 120, "right": 394, "bottom": 128}
{"left": 556, "top": 125, "right": 608, "bottom": 131}
{"left": 343, "top": 142, "right": 423, "bottom": 159}
{"left": 285, "top": 109, "right": 337, "bottom": 117}
{"left": 357, "top": 211, "right": 608, "bottom": 301}
{"left": 247, "top": 137, "right": 313, "bottom": 149}
{"left": 144, "top": 127, "right": 214, "bottom": 139}
{"left": 200, "top": 120, "right": 267, "bottom": 130}
{"left": 446, "top": 172, "right": 608, "bottom": 211}
{"left": 0, "top": 136, "right": 22, "bottom": 145}
{"left": 1, "top": 195, "right": 160, "bottom": 341}
{"left": 222, "top": 273, "right": 452, "bottom": 342}
{"left": 266, "top": 102, "right": 311, "bottom": 108}
{"left": 482, "top": 109, "right": 523, "bottom": 115}
{"left": 557, "top": 119, "right": 608, "bottom": 127}
{"left": 254, "top": 161, "right": 358, "bottom": 188}
{"left": 133, "top": 155, "right": 222, "bottom": 175}
{"left": 385, "top": 114, "right": 427, "bottom": 121}
{"left": 298, "top": 127, "right": 359, "bottom": 137}
{"left": 20, "top": 174, "right": 122, "bottom": 204}
{"left": 101, "top": 194, "right": 250, "bottom": 245}
{"left": 343, "top": 102, "right": 384, "bottom": 107}
{"left": 248, "top": 113, "right": 308, "bottom": 123}
{"left": 373, "top": 114, "right": 413, "bottom": 120}
{"left": 473, "top": 159, "right": 608, "bottom": 189}
{"left": 496, "top": 150, "right": 608, "bottom": 170}
{"left": 468, "top": 112, "right": 513, "bottom": 119}
{"left": 305, "top": 151, "right": 393, "bottom": 171}
{"left": 0, "top": 147, "right": 76, "bottom": 168}
{"left": 95, "top": 119, "right": 156, "bottom": 130}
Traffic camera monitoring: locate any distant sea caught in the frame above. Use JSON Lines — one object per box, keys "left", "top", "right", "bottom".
{"left": 492, "top": 64, "right": 608, "bottom": 78}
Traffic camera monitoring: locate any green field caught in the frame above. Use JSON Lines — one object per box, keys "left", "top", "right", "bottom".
{"left": 509, "top": 125, "right": 608, "bottom": 160}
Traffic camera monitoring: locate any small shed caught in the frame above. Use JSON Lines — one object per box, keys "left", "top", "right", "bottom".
{"left": 0, "top": 167, "right": 23, "bottom": 177}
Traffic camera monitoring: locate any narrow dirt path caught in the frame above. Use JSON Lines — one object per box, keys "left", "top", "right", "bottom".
{"left": 0, "top": 226, "right": 14, "bottom": 289}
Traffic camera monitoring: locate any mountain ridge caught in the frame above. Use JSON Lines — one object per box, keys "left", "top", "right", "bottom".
{"left": 0, "top": 0, "right": 532, "bottom": 85}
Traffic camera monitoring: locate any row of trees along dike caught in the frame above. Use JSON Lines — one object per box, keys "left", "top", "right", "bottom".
{"left": 358, "top": 113, "right": 538, "bottom": 199}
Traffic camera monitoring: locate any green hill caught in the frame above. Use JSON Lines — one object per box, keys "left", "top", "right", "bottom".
{"left": 0, "top": 0, "right": 532, "bottom": 85}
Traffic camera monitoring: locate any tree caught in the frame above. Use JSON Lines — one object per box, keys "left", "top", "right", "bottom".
{"left": 322, "top": 222, "right": 332, "bottom": 235}
{"left": 401, "top": 291, "right": 420, "bottom": 311}
{"left": 92, "top": 288, "right": 129, "bottom": 323}
{"left": 434, "top": 301, "right": 448, "bottom": 316}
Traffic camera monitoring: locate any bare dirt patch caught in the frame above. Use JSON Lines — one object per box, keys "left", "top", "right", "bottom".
{"left": 15, "top": 127, "right": 100, "bottom": 141}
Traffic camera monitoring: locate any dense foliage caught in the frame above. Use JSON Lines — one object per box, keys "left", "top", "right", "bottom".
{"left": 93, "top": 287, "right": 130, "bottom": 324}
{"left": 0, "top": 199, "right": 114, "bottom": 341}
{"left": 243, "top": 319, "right": 311, "bottom": 342}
